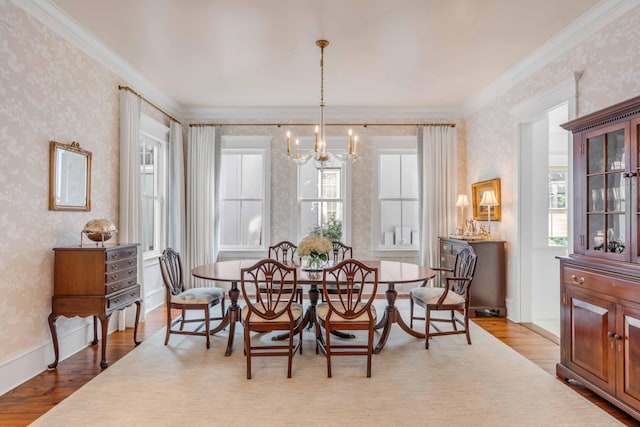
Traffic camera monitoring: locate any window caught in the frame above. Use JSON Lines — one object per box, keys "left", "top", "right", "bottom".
{"left": 297, "top": 138, "right": 350, "bottom": 242}
{"left": 140, "top": 114, "right": 169, "bottom": 257}
{"left": 219, "top": 136, "right": 270, "bottom": 253}
{"left": 372, "top": 137, "right": 419, "bottom": 251}
{"left": 548, "top": 103, "right": 569, "bottom": 247}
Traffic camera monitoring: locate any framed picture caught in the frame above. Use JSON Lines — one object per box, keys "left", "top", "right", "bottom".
{"left": 472, "top": 178, "right": 501, "bottom": 221}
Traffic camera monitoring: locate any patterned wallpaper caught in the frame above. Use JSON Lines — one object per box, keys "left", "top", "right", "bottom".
{"left": 0, "top": 0, "right": 121, "bottom": 363}
{"left": 464, "top": 4, "right": 640, "bottom": 310}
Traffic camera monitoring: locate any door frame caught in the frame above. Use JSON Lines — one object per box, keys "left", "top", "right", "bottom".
{"left": 510, "top": 76, "right": 578, "bottom": 322}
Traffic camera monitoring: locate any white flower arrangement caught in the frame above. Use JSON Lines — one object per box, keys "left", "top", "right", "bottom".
{"left": 297, "top": 234, "right": 332, "bottom": 260}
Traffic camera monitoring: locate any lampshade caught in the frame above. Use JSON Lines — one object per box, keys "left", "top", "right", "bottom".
{"left": 479, "top": 190, "right": 499, "bottom": 206}
{"left": 456, "top": 194, "right": 470, "bottom": 208}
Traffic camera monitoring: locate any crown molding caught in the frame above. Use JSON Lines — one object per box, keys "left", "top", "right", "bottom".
{"left": 16, "top": 0, "right": 182, "bottom": 116}
{"left": 462, "top": 0, "right": 639, "bottom": 117}
{"left": 182, "top": 105, "right": 461, "bottom": 122}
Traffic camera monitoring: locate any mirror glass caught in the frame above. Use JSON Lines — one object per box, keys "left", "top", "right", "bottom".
{"left": 49, "top": 141, "right": 92, "bottom": 211}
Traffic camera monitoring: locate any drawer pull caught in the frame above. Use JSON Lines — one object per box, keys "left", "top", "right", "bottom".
{"left": 113, "top": 298, "right": 121, "bottom": 304}
{"left": 607, "top": 331, "right": 615, "bottom": 337}
{"left": 128, "top": 260, "right": 135, "bottom": 265}
{"left": 128, "top": 270, "right": 135, "bottom": 275}
{"left": 111, "top": 274, "right": 118, "bottom": 280}
{"left": 130, "top": 292, "right": 136, "bottom": 297}
{"left": 571, "top": 274, "right": 585, "bottom": 285}
{"left": 128, "top": 280, "right": 135, "bottom": 285}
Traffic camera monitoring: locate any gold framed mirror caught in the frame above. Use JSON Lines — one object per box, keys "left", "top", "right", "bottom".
{"left": 49, "top": 141, "right": 92, "bottom": 211}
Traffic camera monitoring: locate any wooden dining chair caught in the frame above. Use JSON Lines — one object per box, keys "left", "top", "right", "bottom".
{"left": 315, "top": 259, "right": 378, "bottom": 377}
{"left": 322, "top": 241, "right": 354, "bottom": 302}
{"left": 158, "top": 248, "right": 225, "bottom": 349}
{"left": 268, "top": 241, "right": 303, "bottom": 303}
{"left": 409, "top": 246, "right": 477, "bottom": 349}
{"left": 240, "top": 259, "right": 303, "bottom": 379}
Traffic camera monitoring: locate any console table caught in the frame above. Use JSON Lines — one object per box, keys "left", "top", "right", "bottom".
{"left": 48, "top": 244, "right": 142, "bottom": 369}
{"left": 439, "top": 237, "right": 506, "bottom": 317}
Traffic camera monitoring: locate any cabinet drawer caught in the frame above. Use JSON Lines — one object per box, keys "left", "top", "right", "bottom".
{"left": 105, "top": 257, "right": 137, "bottom": 275}
{"left": 563, "top": 266, "right": 640, "bottom": 301}
{"left": 106, "top": 276, "right": 138, "bottom": 294}
{"left": 105, "top": 246, "right": 137, "bottom": 262}
{"left": 105, "top": 264, "right": 137, "bottom": 284}
{"left": 107, "top": 285, "right": 140, "bottom": 310}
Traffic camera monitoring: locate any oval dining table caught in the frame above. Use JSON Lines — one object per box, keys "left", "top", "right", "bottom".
{"left": 191, "top": 259, "right": 435, "bottom": 356}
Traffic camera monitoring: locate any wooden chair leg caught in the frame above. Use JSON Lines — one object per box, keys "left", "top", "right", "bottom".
{"left": 164, "top": 304, "right": 172, "bottom": 346}
{"left": 464, "top": 308, "right": 472, "bottom": 345}
{"left": 367, "top": 327, "right": 373, "bottom": 377}
{"left": 204, "top": 305, "right": 211, "bottom": 349}
{"left": 409, "top": 296, "right": 414, "bottom": 328}
{"left": 451, "top": 310, "right": 458, "bottom": 331}
{"left": 325, "top": 327, "right": 332, "bottom": 378}
{"left": 180, "top": 308, "right": 186, "bottom": 330}
{"left": 425, "top": 306, "right": 431, "bottom": 349}
{"left": 245, "top": 325, "right": 252, "bottom": 379}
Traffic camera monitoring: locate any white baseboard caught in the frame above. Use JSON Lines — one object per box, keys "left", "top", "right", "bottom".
{"left": 505, "top": 297, "right": 517, "bottom": 322}
{"left": 1, "top": 313, "right": 120, "bottom": 396}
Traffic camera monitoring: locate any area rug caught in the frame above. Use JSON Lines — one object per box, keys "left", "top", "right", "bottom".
{"left": 31, "top": 300, "right": 622, "bottom": 426}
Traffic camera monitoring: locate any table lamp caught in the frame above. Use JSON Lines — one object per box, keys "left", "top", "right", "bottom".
{"left": 479, "top": 190, "right": 499, "bottom": 238}
{"left": 455, "top": 194, "right": 470, "bottom": 234}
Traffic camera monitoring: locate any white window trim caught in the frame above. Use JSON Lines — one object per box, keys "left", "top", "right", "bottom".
{"left": 294, "top": 136, "right": 351, "bottom": 244}
{"left": 219, "top": 135, "right": 271, "bottom": 258}
{"left": 140, "top": 114, "right": 169, "bottom": 262}
{"left": 371, "top": 136, "right": 419, "bottom": 257}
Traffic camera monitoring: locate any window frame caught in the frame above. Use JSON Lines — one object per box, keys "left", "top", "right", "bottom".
{"left": 371, "top": 136, "right": 419, "bottom": 256}
{"left": 295, "top": 136, "right": 351, "bottom": 244}
{"left": 218, "top": 136, "right": 271, "bottom": 258}
{"left": 139, "top": 114, "right": 169, "bottom": 262}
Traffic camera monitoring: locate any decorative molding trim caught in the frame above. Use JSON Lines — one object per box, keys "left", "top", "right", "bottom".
{"left": 16, "top": 0, "right": 182, "bottom": 116}
{"left": 463, "top": 0, "right": 638, "bottom": 116}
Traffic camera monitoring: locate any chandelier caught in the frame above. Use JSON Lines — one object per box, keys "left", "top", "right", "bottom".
{"left": 287, "top": 40, "right": 358, "bottom": 167}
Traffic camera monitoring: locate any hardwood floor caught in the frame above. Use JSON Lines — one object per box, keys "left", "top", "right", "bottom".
{"left": 0, "top": 308, "right": 638, "bottom": 426}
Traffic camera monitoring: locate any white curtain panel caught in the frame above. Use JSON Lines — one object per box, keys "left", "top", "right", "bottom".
{"left": 168, "top": 121, "right": 186, "bottom": 255}
{"left": 419, "top": 126, "right": 457, "bottom": 268}
{"left": 118, "top": 89, "right": 145, "bottom": 321}
{"left": 186, "top": 126, "right": 217, "bottom": 288}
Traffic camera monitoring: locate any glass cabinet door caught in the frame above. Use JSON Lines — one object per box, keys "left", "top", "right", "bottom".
{"left": 585, "top": 126, "right": 627, "bottom": 258}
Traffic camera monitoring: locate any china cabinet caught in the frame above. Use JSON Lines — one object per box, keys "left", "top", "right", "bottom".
{"left": 558, "top": 95, "right": 640, "bottom": 420}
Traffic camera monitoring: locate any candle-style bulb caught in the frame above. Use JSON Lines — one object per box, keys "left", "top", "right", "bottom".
{"left": 286, "top": 131, "right": 291, "bottom": 156}
{"left": 295, "top": 139, "right": 299, "bottom": 159}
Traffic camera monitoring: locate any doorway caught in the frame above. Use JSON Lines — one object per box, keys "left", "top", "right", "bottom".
{"left": 518, "top": 102, "right": 570, "bottom": 340}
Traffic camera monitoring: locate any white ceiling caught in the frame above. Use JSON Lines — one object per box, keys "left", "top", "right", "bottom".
{"left": 47, "top": 0, "right": 604, "bottom": 113}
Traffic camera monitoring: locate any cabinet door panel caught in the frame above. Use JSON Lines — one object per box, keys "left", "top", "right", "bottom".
{"left": 618, "top": 304, "right": 640, "bottom": 407}
{"left": 567, "top": 287, "right": 616, "bottom": 392}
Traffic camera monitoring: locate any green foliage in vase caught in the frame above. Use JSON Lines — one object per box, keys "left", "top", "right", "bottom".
{"left": 309, "top": 214, "right": 343, "bottom": 242}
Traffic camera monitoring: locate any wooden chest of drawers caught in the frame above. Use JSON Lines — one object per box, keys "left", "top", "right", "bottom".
{"left": 439, "top": 237, "right": 506, "bottom": 317}
{"left": 48, "top": 244, "right": 142, "bottom": 369}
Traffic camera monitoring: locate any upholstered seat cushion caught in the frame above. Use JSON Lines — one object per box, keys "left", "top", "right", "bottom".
{"left": 170, "top": 287, "right": 224, "bottom": 305}
{"left": 241, "top": 302, "right": 303, "bottom": 322}
{"left": 410, "top": 287, "right": 465, "bottom": 305}
{"left": 316, "top": 303, "right": 377, "bottom": 322}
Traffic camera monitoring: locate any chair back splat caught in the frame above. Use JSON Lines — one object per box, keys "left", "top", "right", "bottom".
{"left": 268, "top": 241, "right": 303, "bottom": 303}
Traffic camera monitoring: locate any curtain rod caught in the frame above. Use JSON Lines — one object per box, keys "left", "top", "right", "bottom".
{"left": 189, "top": 122, "right": 455, "bottom": 128}
{"left": 118, "top": 85, "right": 181, "bottom": 124}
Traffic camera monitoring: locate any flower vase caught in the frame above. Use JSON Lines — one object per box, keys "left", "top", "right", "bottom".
{"left": 305, "top": 254, "right": 325, "bottom": 271}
